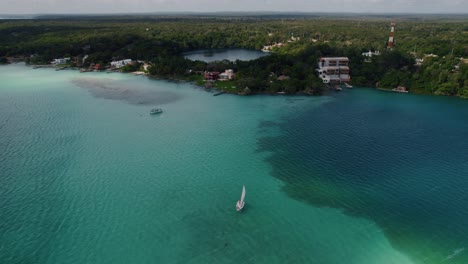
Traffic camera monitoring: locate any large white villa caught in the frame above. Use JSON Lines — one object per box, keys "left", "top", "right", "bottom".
{"left": 316, "top": 57, "right": 350, "bottom": 84}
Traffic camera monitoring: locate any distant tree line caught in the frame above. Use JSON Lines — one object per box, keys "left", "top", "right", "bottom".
{"left": 0, "top": 16, "right": 466, "bottom": 97}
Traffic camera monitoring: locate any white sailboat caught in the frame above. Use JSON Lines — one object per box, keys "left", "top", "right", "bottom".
{"left": 236, "top": 185, "right": 246, "bottom": 211}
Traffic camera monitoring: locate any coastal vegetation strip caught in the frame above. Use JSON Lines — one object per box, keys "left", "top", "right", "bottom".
{"left": 0, "top": 14, "right": 467, "bottom": 97}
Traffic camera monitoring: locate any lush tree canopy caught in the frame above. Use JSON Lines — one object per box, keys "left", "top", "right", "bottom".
{"left": 0, "top": 14, "right": 466, "bottom": 97}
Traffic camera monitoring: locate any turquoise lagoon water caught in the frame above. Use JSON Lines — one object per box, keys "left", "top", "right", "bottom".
{"left": 0, "top": 64, "right": 467, "bottom": 264}
{"left": 182, "top": 48, "right": 267, "bottom": 62}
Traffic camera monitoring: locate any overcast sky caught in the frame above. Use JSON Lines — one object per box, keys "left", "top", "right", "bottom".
{"left": 1, "top": 0, "right": 467, "bottom": 14}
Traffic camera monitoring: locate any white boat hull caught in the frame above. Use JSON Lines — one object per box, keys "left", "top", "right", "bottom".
{"left": 236, "top": 200, "right": 245, "bottom": 211}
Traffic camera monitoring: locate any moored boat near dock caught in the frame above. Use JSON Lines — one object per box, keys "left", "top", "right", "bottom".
{"left": 150, "top": 108, "right": 163, "bottom": 115}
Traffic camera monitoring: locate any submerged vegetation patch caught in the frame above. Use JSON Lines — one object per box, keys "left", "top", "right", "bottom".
{"left": 257, "top": 93, "right": 468, "bottom": 264}
{"left": 71, "top": 77, "right": 182, "bottom": 105}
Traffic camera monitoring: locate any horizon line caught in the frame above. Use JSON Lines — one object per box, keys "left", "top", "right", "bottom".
{"left": 1, "top": 11, "right": 468, "bottom": 16}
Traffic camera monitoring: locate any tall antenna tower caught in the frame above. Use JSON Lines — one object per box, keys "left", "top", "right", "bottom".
{"left": 387, "top": 22, "right": 396, "bottom": 50}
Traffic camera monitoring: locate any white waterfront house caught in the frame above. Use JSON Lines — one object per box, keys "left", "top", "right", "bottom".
{"left": 52, "top": 58, "right": 70, "bottom": 65}
{"left": 219, "top": 69, "right": 235, "bottom": 81}
{"left": 111, "top": 59, "right": 132, "bottom": 69}
{"left": 316, "top": 57, "right": 350, "bottom": 84}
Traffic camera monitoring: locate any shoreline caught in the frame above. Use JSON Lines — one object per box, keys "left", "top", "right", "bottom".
{"left": 376, "top": 88, "right": 408, "bottom": 93}
{"left": 21, "top": 63, "right": 395, "bottom": 97}
{"left": 12, "top": 62, "right": 464, "bottom": 99}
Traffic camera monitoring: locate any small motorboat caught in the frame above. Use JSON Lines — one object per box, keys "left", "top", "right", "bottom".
{"left": 236, "top": 185, "right": 246, "bottom": 212}
{"left": 150, "top": 108, "right": 163, "bottom": 115}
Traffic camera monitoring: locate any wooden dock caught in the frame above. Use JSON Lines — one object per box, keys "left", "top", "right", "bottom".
{"left": 213, "top": 91, "right": 226, "bottom": 96}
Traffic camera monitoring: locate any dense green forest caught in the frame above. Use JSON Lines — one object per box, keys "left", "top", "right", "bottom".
{"left": 0, "top": 14, "right": 467, "bottom": 97}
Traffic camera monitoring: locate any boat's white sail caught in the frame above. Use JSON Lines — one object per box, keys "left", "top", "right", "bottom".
{"left": 236, "top": 185, "right": 246, "bottom": 211}
{"left": 240, "top": 185, "right": 246, "bottom": 203}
